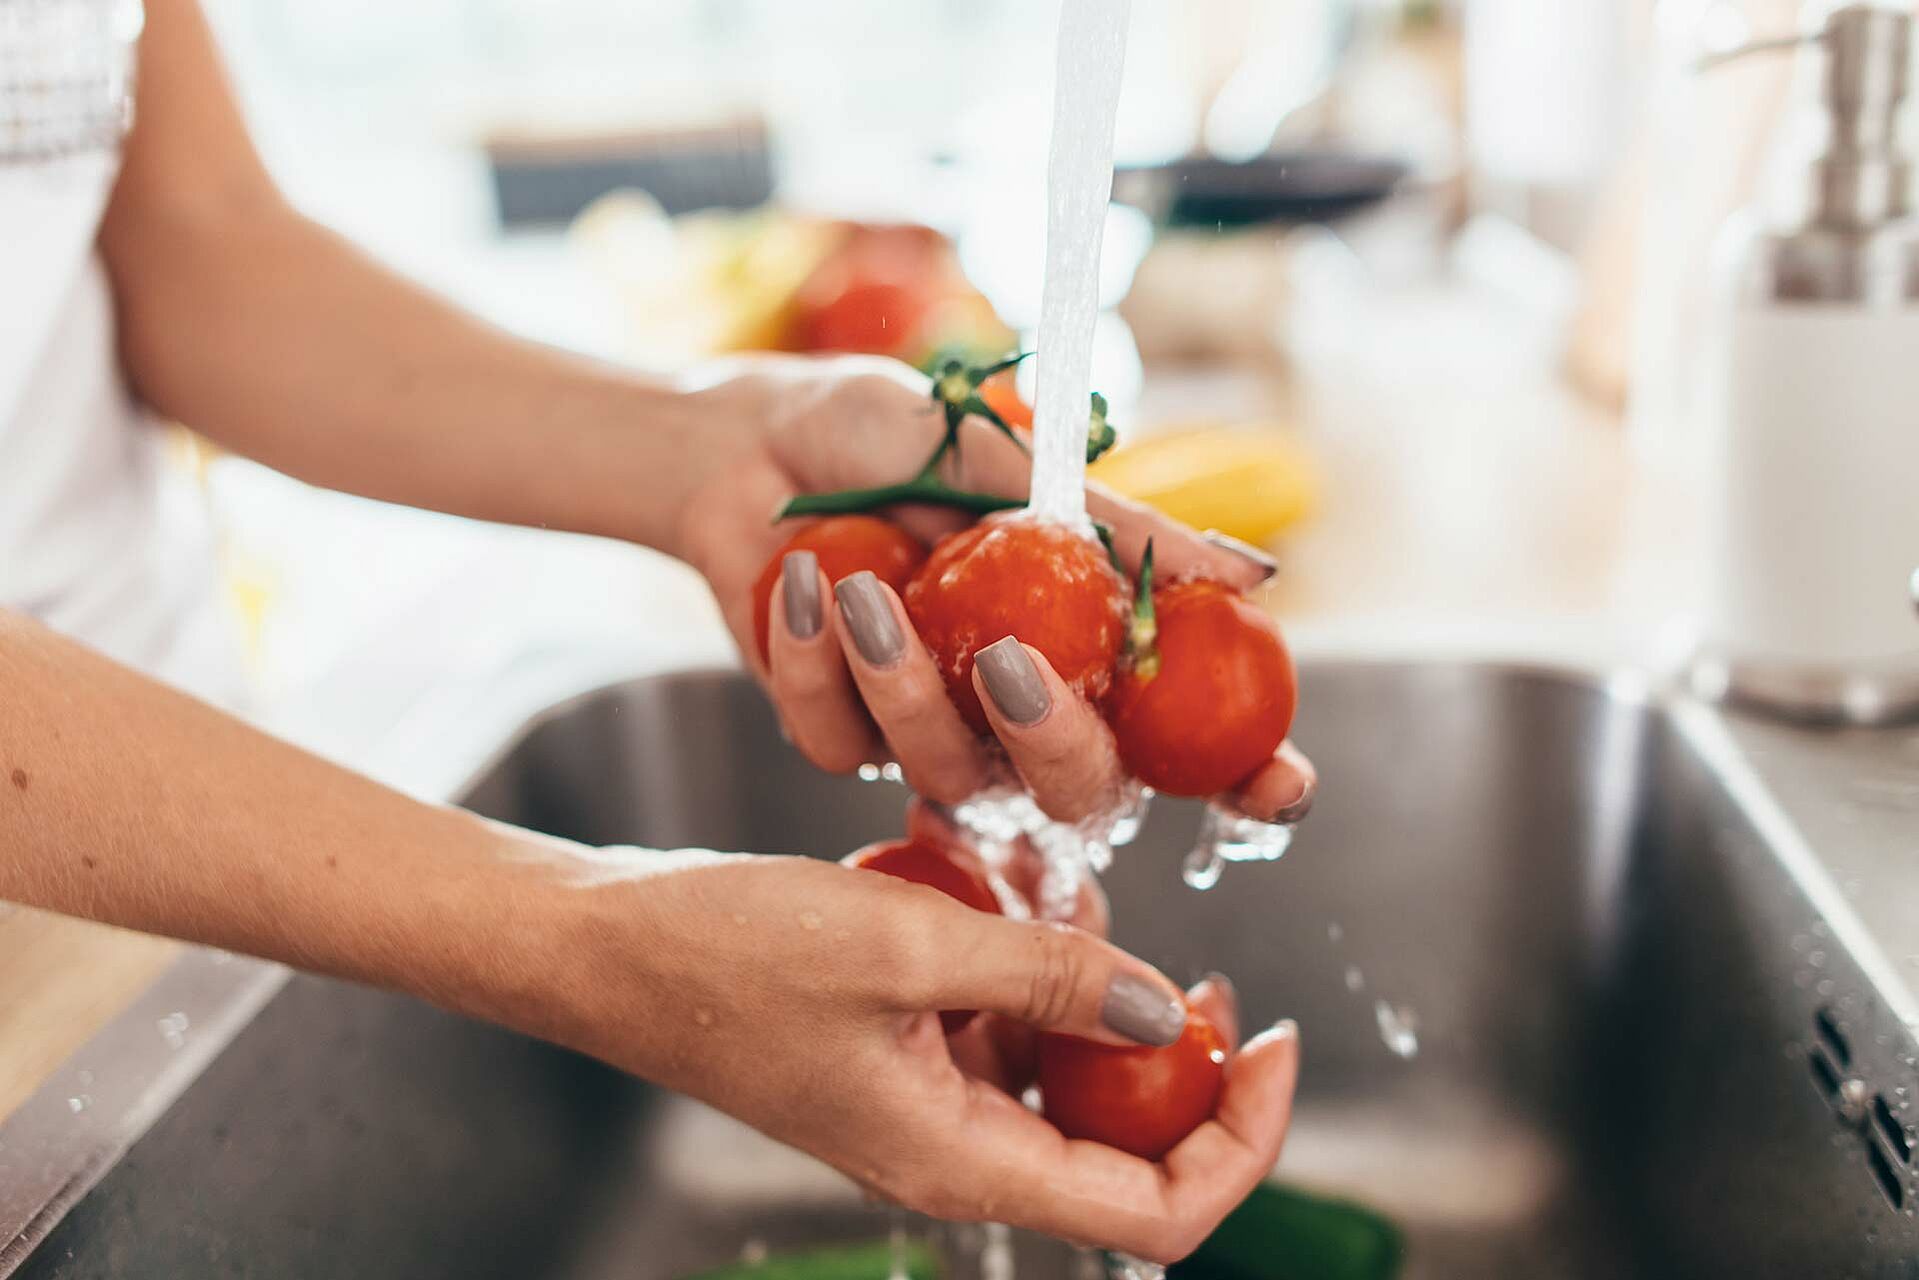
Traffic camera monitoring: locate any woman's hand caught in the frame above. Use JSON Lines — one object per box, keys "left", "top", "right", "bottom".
{"left": 539, "top": 833, "right": 1299, "bottom": 1263}
{"left": 671, "top": 356, "right": 1316, "bottom": 826}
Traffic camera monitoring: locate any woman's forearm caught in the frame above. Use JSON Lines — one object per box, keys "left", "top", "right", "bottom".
{"left": 108, "top": 200, "right": 720, "bottom": 555}
{"left": 0, "top": 610, "right": 591, "bottom": 1039}
{"left": 98, "top": 0, "right": 727, "bottom": 559}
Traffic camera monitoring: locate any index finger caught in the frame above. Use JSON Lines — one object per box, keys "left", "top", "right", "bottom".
{"left": 930, "top": 1020, "right": 1302, "bottom": 1263}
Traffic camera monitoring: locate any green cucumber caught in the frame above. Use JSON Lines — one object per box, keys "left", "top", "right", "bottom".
{"left": 1170, "top": 1181, "right": 1404, "bottom": 1280}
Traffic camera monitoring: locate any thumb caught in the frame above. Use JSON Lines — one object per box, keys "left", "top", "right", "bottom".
{"left": 928, "top": 913, "right": 1188, "bottom": 1048}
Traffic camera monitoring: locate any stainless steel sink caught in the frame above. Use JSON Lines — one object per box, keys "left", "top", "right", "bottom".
{"left": 9, "top": 661, "right": 1919, "bottom": 1278}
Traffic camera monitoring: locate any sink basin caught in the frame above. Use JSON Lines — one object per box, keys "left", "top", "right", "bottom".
{"left": 10, "top": 661, "right": 1918, "bottom": 1278}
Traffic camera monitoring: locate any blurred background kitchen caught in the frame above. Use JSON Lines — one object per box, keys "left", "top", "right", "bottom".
{"left": 177, "top": 0, "right": 1825, "bottom": 746}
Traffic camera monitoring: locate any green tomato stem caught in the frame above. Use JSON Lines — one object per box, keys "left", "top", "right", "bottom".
{"left": 778, "top": 476, "right": 1025, "bottom": 521}
{"left": 1129, "top": 537, "right": 1161, "bottom": 680}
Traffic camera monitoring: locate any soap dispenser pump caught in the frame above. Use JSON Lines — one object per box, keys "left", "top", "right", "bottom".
{"left": 1691, "top": 2, "right": 1919, "bottom": 724}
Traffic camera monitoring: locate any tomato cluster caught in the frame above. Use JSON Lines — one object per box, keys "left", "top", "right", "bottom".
{"left": 756, "top": 513, "right": 1296, "bottom": 793}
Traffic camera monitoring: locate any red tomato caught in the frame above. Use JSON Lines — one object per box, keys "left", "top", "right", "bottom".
{"left": 903, "top": 514, "right": 1127, "bottom": 734}
{"left": 977, "top": 371, "right": 1034, "bottom": 433}
{"left": 1107, "top": 580, "right": 1296, "bottom": 797}
{"left": 753, "top": 517, "right": 928, "bottom": 667}
{"left": 846, "top": 836, "right": 1003, "bottom": 1031}
{"left": 790, "top": 275, "right": 933, "bottom": 360}
{"left": 1037, "top": 1002, "right": 1228, "bottom": 1160}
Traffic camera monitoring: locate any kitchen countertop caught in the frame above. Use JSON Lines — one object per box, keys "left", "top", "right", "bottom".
{"left": 0, "top": 267, "right": 1678, "bottom": 1127}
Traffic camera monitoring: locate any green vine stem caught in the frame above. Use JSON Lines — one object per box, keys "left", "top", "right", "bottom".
{"left": 780, "top": 476, "right": 1024, "bottom": 519}
{"left": 775, "top": 352, "right": 1121, "bottom": 523}
{"left": 1127, "top": 537, "right": 1160, "bottom": 681}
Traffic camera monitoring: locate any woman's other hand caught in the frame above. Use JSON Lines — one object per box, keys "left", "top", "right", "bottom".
{"left": 540, "top": 828, "right": 1298, "bottom": 1263}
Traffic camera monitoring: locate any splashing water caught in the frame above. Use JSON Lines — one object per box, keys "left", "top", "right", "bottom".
{"left": 887, "top": 1210, "right": 912, "bottom": 1280}
{"left": 1180, "top": 803, "right": 1297, "bottom": 891}
{"left": 1375, "top": 1001, "right": 1420, "bottom": 1059}
{"left": 1026, "top": 0, "right": 1132, "bottom": 531}
{"left": 951, "top": 780, "right": 1149, "bottom": 919}
{"left": 980, "top": 1224, "right": 1016, "bottom": 1280}
{"left": 1324, "top": 927, "right": 1421, "bottom": 1060}
{"left": 1180, "top": 844, "right": 1224, "bottom": 891}
{"left": 1105, "top": 1254, "right": 1165, "bottom": 1280}
{"left": 157, "top": 1011, "right": 190, "bottom": 1050}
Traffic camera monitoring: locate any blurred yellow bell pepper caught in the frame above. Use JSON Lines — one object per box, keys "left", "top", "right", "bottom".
{"left": 1089, "top": 424, "right": 1319, "bottom": 548}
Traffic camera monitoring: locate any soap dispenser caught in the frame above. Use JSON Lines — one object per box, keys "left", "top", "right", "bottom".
{"left": 1692, "top": 2, "right": 1919, "bottom": 724}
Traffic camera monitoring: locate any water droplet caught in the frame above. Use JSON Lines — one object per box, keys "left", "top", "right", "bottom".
{"left": 798, "top": 911, "right": 823, "bottom": 931}
{"left": 694, "top": 1008, "right": 715, "bottom": 1028}
{"left": 66, "top": 1094, "right": 90, "bottom": 1114}
{"left": 1813, "top": 921, "right": 1830, "bottom": 939}
{"left": 980, "top": 1224, "right": 1015, "bottom": 1280}
{"left": 1344, "top": 965, "right": 1365, "bottom": 993}
{"left": 857, "top": 763, "right": 883, "bottom": 782}
{"left": 1106, "top": 1256, "right": 1166, "bottom": 1280}
{"left": 1792, "top": 933, "right": 1811, "bottom": 953}
{"left": 1197, "top": 803, "right": 1296, "bottom": 864}
{"left": 1326, "top": 922, "right": 1344, "bottom": 944}
{"left": 1181, "top": 844, "right": 1224, "bottom": 891}
{"left": 1375, "top": 1001, "right": 1420, "bottom": 1059}
{"left": 1809, "top": 950, "right": 1827, "bottom": 968}
{"left": 880, "top": 762, "right": 905, "bottom": 785}
{"left": 740, "top": 1240, "right": 768, "bottom": 1265}
{"left": 887, "top": 1209, "right": 912, "bottom": 1280}
{"left": 1105, "top": 786, "right": 1153, "bottom": 849}
{"left": 1817, "top": 978, "right": 1836, "bottom": 997}
{"left": 157, "top": 1012, "right": 190, "bottom": 1049}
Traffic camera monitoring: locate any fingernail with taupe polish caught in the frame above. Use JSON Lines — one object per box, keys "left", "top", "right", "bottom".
{"left": 1202, "top": 529, "right": 1279, "bottom": 582}
{"left": 835, "top": 572, "right": 904, "bottom": 667}
{"left": 1273, "top": 777, "right": 1316, "bottom": 825}
{"left": 975, "top": 636, "right": 1051, "bottom": 726}
{"left": 1102, "top": 973, "right": 1186, "bottom": 1047}
{"left": 1199, "top": 970, "right": 1237, "bottom": 1005}
{"left": 782, "top": 551, "right": 822, "bottom": 639}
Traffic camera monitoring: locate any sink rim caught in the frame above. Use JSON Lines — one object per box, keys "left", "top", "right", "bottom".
{"left": 1, "top": 652, "right": 1898, "bottom": 1276}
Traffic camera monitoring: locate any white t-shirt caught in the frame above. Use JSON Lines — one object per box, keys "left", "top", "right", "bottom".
{"left": 0, "top": 42, "right": 241, "bottom": 706}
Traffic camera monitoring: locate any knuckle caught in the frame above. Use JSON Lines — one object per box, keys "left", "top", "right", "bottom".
{"left": 1021, "top": 924, "right": 1088, "bottom": 1029}
{"left": 779, "top": 658, "right": 839, "bottom": 704}
{"left": 867, "top": 909, "right": 942, "bottom": 1007}
{"left": 792, "top": 722, "right": 870, "bottom": 776}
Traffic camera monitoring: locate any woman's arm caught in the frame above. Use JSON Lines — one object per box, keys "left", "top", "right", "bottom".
{"left": 100, "top": 0, "right": 715, "bottom": 557}
{"left": 100, "top": 0, "right": 1314, "bottom": 825}
{"left": 0, "top": 610, "right": 1299, "bottom": 1261}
